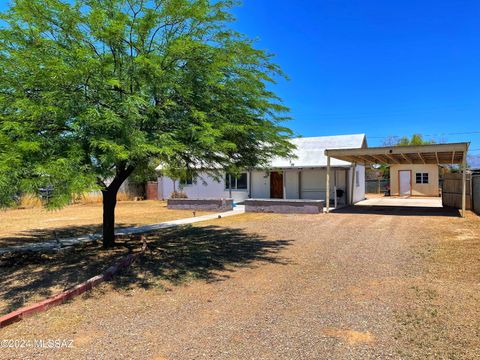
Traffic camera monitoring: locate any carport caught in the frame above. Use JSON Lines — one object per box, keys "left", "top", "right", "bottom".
{"left": 324, "top": 142, "right": 470, "bottom": 216}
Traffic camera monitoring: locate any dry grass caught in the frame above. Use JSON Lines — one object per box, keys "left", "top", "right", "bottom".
{"left": 73, "top": 193, "right": 132, "bottom": 204}
{"left": 0, "top": 200, "right": 209, "bottom": 247}
{"left": 18, "top": 192, "right": 134, "bottom": 208}
{"left": 18, "top": 195, "right": 43, "bottom": 208}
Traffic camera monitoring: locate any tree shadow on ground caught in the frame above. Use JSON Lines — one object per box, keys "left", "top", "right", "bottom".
{"left": 0, "top": 223, "right": 138, "bottom": 247}
{"left": 0, "top": 225, "right": 291, "bottom": 315}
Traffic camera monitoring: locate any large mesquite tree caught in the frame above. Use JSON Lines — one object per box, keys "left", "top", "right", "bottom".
{"left": 0, "top": 0, "right": 294, "bottom": 247}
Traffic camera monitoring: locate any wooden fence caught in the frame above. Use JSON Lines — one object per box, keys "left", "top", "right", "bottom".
{"left": 442, "top": 173, "right": 471, "bottom": 210}
{"left": 472, "top": 175, "right": 480, "bottom": 215}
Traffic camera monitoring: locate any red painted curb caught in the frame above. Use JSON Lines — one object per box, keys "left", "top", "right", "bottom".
{"left": 0, "top": 244, "right": 146, "bottom": 328}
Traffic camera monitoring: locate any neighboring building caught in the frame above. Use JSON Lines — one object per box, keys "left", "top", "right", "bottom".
{"left": 390, "top": 164, "right": 440, "bottom": 197}
{"left": 156, "top": 134, "right": 367, "bottom": 205}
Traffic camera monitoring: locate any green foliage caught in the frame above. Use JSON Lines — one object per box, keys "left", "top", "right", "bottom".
{"left": 397, "top": 134, "right": 435, "bottom": 146}
{"left": 0, "top": 0, "right": 294, "bottom": 208}
{"left": 373, "top": 134, "right": 435, "bottom": 174}
{"left": 128, "top": 160, "right": 160, "bottom": 183}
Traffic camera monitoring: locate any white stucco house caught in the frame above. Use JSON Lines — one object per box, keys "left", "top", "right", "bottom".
{"left": 156, "top": 134, "right": 367, "bottom": 206}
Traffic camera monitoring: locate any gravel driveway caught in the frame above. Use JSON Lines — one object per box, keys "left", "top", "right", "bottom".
{"left": 2, "top": 208, "right": 479, "bottom": 359}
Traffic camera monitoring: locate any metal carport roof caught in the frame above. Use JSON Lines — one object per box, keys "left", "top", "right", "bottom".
{"left": 324, "top": 142, "right": 469, "bottom": 165}
{"left": 323, "top": 142, "right": 470, "bottom": 216}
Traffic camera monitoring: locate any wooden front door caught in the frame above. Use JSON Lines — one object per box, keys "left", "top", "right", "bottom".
{"left": 270, "top": 171, "right": 283, "bottom": 199}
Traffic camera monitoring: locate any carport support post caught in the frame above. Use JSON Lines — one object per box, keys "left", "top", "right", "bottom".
{"left": 350, "top": 163, "right": 357, "bottom": 205}
{"left": 333, "top": 168, "right": 337, "bottom": 209}
{"left": 462, "top": 154, "right": 467, "bottom": 217}
{"left": 326, "top": 156, "right": 330, "bottom": 213}
{"left": 228, "top": 174, "right": 232, "bottom": 198}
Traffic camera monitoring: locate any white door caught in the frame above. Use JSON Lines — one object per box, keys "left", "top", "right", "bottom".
{"left": 399, "top": 171, "right": 411, "bottom": 196}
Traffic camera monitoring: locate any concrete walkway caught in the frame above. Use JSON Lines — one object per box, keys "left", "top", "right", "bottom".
{"left": 0, "top": 205, "right": 245, "bottom": 255}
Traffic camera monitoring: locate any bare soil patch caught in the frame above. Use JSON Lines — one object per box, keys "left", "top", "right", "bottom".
{"left": 0, "top": 225, "right": 288, "bottom": 316}
{"left": 1, "top": 209, "right": 479, "bottom": 359}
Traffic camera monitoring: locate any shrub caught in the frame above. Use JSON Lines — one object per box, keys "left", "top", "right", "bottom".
{"left": 170, "top": 191, "right": 188, "bottom": 199}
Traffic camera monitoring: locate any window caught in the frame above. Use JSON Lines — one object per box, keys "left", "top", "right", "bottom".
{"left": 355, "top": 170, "right": 360, "bottom": 187}
{"left": 180, "top": 174, "right": 193, "bottom": 186}
{"left": 236, "top": 173, "right": 248, "bottom": 189}
{"left": 225, "top": 172, "right": 248, "bottom": 190}
{"left": 416, "top": 173, "right": 429, "bottom": 184}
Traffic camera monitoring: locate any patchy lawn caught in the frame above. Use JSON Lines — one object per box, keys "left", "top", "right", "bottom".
{"left": 1, "top": 209, "right": 479, "bottom": 359}
{"left": 0, "top": 200, "right": 209, "bottom": 247}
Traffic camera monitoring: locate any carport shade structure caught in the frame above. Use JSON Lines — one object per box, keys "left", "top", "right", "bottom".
{"left": 324, "top": 142, "right": 470, "bottom": 217}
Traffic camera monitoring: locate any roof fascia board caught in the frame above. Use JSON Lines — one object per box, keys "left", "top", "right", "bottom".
{"left": 325, "top": 143, "right": 469, "bottom": 157}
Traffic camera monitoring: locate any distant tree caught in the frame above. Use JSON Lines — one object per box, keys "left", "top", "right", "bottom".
{"left": 382, "top": 134, "right": 435, "bottom": 147}
{"left": 374, "top": 134, "right": 435, "bottom": 179}
{"left": 160, "top": 160, "right": 190, "bottom": 195}
{"left": 0, "top": 0, "right": 294, "bottom": 247}
{"left": 396, "top": 134, "right": 435, "bottom": 146}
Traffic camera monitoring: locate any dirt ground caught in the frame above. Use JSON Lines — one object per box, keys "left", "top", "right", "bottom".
{"left": 0, "top": 201, "right": 208, "bottom": 247}
{"left": 1, "top": 207, "right": 479, "bottom": 359}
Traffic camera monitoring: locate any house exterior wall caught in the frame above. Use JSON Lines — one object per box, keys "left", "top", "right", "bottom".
{"left": 390, "top": 164, "right": 439, "bottom": 196}
{"left": 157, "top": 166, "right": 366, "bottom": 204}
{"left": 158, "top": 172, "right": 249, "bottom": 202}
{"left": 299, "top": 168, "right": 352, "bottom": 204}
{"left": 301, "top": 169, "right": 325, "bottom": 200}
{"left": 285, "top": 170, "right": 300, "bottom": 199}
{"left": 250, "top": 170, "right": 269, "bottom": 198}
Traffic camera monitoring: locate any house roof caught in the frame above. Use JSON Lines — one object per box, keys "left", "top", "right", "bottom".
{"left": 269, "top": 134, "right": 367, "bottom": 168}
{"left": 156, "top": 133, "right": 367, "bottom": 171}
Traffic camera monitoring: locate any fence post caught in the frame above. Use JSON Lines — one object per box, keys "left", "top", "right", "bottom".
{"left": 472, "top": 175, "right": 479, "bottom": 215}
{"left": 462, "top": 156, "right": 467, "bottom": 217}
{"left": 326, "top": 156, "right": 330, "bottom": 213}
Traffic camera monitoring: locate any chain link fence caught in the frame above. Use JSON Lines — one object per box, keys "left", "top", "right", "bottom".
{"left": 365, "top": 179, "right": 389, "bottom": 194}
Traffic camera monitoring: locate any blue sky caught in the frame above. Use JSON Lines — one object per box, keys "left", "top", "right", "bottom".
{"left": 1, "top": 1, "right": 479, "bottom": 161}
{"left": 232, "top": 0, "right": 480, "bottom": 160}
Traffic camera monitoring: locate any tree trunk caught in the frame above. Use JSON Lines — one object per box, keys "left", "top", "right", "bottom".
{"left": 102, "top": 188, "right": 117, "bottom": 248}
{"left": 100, "top": 164, "right": 135, "bottom": 248}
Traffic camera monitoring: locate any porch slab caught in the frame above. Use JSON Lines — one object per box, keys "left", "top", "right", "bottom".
{"left": 244, "top": 199, "right": 324, "bottom": 214}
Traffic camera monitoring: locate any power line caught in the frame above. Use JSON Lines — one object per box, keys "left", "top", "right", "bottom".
{"left": 368, "top": 131, "right": 480, "bottom": 139}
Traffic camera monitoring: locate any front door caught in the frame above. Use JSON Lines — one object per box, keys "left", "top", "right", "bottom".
{"left": 399, "top": 170, "right": 411, "bottom": 196}
{"left": 270, "top": 171, "right": 283, "bottom": 199}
